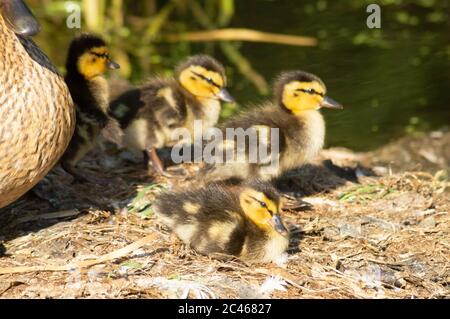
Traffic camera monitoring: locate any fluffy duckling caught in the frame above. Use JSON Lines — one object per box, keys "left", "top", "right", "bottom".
{"left": 200, "top": 70, "right": 343, "bottom": 184}
{"left": 60, "top": 34, "right": 120, "bottom": 183}
{"left": 154, "top": 180, "right": 290, "bottom": 264}
{"left": 104, "top": 55, "right": 235, "bottom": 177}
{"left": 0, "top": 0, "right": 75, "bottom": 208}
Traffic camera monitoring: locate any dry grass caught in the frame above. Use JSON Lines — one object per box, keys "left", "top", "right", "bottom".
{"left": 0, "top": 131, "right": 449, "bottom": 299}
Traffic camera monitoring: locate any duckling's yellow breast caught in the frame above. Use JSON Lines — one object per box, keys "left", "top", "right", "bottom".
{"left": 0, "top": 16, "right": 75, "bottom": 208}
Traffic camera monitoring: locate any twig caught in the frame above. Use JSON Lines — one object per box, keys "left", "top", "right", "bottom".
{"left": 163, "top": 28, "right": 318, "bottom": 47}
{"left": 0, "top": 281, "right": 26, "bottom": 296}
{"left": 0, "top": 233, "right": 158, "bottom": 275}
{"left": 255, "top": 267, "right": 304, "bottom": 290}
{"left": 14, "top": 210, "right": 81, "bottom": 225}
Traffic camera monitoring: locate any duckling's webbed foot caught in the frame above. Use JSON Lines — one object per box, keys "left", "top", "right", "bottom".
{"left": 146, "top": 148, "right": 185, "bottom": 178}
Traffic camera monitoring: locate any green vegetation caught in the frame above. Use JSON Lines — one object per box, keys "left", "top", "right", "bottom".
{"left": 338, "top": 184, "right": 396, "bottom": 204}
{"left": 127, "top": 183, "right": 165, "bottom": 218}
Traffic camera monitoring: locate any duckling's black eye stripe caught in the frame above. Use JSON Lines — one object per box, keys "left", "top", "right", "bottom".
{"left": 92, "top": 53, "right": 109, "bottom": 58}
{"left": 192, "top": 71, "right": 221, "bottom": 88}
{"left": 249, "top": 196, "right": 264, "bottom": 206}
{"left": 249, "top": 196, "right": 273, "bottom": 212}
{"left": 296, "top": 89, "right": 324, "bottom": 97}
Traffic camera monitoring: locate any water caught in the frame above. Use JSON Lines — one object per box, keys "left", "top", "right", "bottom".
{"left": 32, "top": 0, "right": 450, "bottom": 151}
{"left": 231, "top": 1, "right": 450, "bottom": 151}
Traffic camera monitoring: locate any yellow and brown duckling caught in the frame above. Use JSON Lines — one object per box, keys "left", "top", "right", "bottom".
{"left": 154, "top": 180, "right": 290, "bottom": 264}
{"left": 104, "top": 54, "right": 235, "bottom": 177}
{"left": 60, "top": 33, "right": 120, "bottom": 184}
{"left": 200, "top": 70, "right": 343, "bottom": 184}
{"left": 0, "top": 0, "right": 75, "bottom": 208}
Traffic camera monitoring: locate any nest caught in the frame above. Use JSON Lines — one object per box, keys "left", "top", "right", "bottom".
{"left": 0, "top": 132, "right": 449, "bottom": 299}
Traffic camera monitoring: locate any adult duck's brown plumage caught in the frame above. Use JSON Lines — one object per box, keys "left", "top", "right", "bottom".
{"left": 104, "top": 55, "right": 235, "bottom": 177}
{"left": 0, "top": 0, "right": 75, "bottom": 208}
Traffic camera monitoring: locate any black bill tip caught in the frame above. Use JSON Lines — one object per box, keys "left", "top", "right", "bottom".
{"left": 272, "top": 215, "right": 289, "bottom": 237}
{"left": 108, "top": 60, "right": 121, "bottom": 70}
{"left": 320, "top": 96, "right": 344, "bottom": 110}
{"left": 217, "top": 88, "right": 236, "bottom": 104}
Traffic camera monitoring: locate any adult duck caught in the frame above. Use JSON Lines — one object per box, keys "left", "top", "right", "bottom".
{"left": 0, "top": 0, "right": 75, "bottom": 208}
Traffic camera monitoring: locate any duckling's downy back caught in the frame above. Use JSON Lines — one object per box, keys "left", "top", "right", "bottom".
{"left": 0, "top": 8, "right": 75, "bottom": 208}
{"left": 154, "top": 183, "right": 290, "bottom": 263}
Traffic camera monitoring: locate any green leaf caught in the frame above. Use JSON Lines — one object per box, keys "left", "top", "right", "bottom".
{"left": 120, "top": 261, "right": 143, "bottom": 269}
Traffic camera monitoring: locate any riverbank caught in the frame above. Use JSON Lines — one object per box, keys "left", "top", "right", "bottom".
{"left": 0, "top": 130, "right": 448, "bottom": 298}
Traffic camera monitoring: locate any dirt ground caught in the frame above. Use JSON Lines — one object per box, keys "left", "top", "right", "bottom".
{"left": 0, "top": 130, "right": 448, "bottom": 299}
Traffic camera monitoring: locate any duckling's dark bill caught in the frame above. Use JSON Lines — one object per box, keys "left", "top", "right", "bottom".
{"left": 217, "top": 88, "right": 236, "bottom": 103}
{"left": 320, "top": 96, "right": 344, "bottom": 109}
{"left": 271, "top": 215, "right": 289, "bottom": 237}
{"left": 1, "top": 0, "right": 40, "bottom": 36}
{"left": 108, "top": 60, "right": 121, "bottom": 70}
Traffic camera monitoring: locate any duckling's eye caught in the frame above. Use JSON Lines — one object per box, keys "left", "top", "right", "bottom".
{"left": 191, "top": 71, "right": 220, "bottom": 88}
{"left": 190, "top": 76, "right": 197, "bottom": 81}
{"left": 256, "top": 199, "right": 271, "bottom": 210}
{"left": 259, "top": 201, "right": 275, "bottom": 216}
{"left": 298, "top": 88, "right": 324, "bottom": 97}
{"left": 301, "top": 88, "right": 316, "bottom": 95}
{"left": 92, "top": 52, "right": 109, "bottom": 59}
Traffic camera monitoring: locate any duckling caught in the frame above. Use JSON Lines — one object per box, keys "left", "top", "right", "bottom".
{"left": 200, "top": 70, "right": 343, "bottom": 184}
{"left": 154, "top": 180, "right": 290, "bottom": 264}
{"left": 60, "top": 33, "right": 120, "bottom": 184}
{"left": 0, "top": 0, "right": 75, "bottom": 208}
{"left": 104, "top": 54, "right": 235, "bottom": 177}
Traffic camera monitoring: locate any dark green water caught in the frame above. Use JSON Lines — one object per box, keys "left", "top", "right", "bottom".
{"left": 33, "top": 0, "right": 450, "bottom": 151}
{"left": 230, "top": 1, "right": 450, "bottom": 151}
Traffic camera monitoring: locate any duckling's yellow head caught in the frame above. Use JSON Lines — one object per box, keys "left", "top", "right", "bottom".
{"left": 1, "top": 0, "right": 40, "bottom": 36}
{"left": 275, "top": 71, "right": 343, "bottom": 115}
{"left": 177, "top": 55, "right": 235, "bottom": 103}
{"left": 239, "top": 183, "right": 289, "bottom": 237}
{"left": 66, "top": 33, "right": 120, "bottom": 79}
